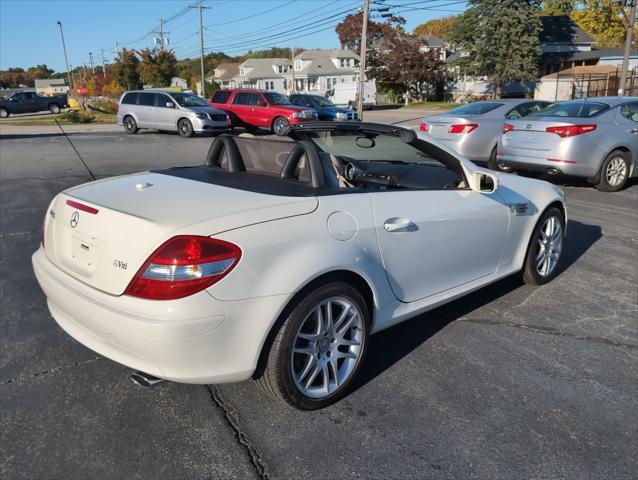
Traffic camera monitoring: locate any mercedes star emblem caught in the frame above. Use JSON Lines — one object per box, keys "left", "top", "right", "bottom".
{"left": 70, "top": 211, "right": 79, "bottom": 228}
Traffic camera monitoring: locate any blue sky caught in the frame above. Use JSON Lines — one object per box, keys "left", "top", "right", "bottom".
{"left": 0, "top": 0, "right": 467, "bottom": 72}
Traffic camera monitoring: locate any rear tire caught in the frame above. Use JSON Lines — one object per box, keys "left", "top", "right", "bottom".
{"left": 595, "top": 150, "right": 630, "bottom": 192}
{"left": 522, "top": 207, "right": 565, "bottom": 285}
{"left": 486, "top": 146, "right": 511, "bottom": 172}
{"left": 178, "top": 118, "right": 194, "bottom": 138}
{"left": 123, "top": 115, "right": 138, "bottom": 134}
{"left": 0, "top": 107, "right": 8, "bottom": 118}
{"left": 256, "top": 281, "right": 370, "bottom": 410}
{"left": 48, "top": 103, "right": 61, "bottom": 114}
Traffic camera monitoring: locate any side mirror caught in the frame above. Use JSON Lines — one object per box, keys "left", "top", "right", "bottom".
{"left": 165, "top": 102, "right": 175, "bottom": 108}
{"left": 472, "top": 171, "right": 498, "bottom": 194}
{"left": 257, "top": 100, "right": 267, "bottom": 107}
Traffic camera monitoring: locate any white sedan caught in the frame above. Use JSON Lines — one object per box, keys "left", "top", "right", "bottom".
{"left": 33, "top": 122, "right": 566, "bottom": 410}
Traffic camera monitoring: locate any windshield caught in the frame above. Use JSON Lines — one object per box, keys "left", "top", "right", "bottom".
{"left": 264, "top": 92, "right": 290, "bottom": 105}
{"left": 447, "top": 102, "right": 504, "bottom": 115}
{"left": 170, "top": 92, "right": 209, "bottom": 107}
{"left": 530, "top": 101, "right": 609, "bottom": 118}
{"left": 311, "top": 96, "right": 336, "bottom": 107}
{"left": 307, "top": 131, "right": 445, "bottom": 166}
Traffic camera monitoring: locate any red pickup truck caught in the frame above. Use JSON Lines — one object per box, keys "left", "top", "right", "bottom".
{"left": 209, "top": 89, "right": 316, "bottom": 135}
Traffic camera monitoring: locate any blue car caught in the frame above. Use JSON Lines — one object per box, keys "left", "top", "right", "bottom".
{"left": 289, "top": 94, "right": 358, "bottom": 121}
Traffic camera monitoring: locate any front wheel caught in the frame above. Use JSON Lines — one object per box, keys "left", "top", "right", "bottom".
{"left": 487, "top": 147, "right": 511, "bottom": 172}
{"left": 595, "top": 151, "right": 630, "bottom": 192}
{"left": 0, "top": 108, "right": 8, "bottom": 118}
{"left": 257, "top": 281, "right": 370, "bottom": 410}
{"left": 272, "top": 117, "right": 289, "bottom": 136}
{"left": 123, "top": 116, "right": 138, "bottom": 134}
{"left": 49, "top": 103, "right": 61, "bottom": 114}
{"left": 522, "top": 207, "right": 565, "bottom": 285}
{"left": 178, "top": 118, "right": 194, "bottom": 138}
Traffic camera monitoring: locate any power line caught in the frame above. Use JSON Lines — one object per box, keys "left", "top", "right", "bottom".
{"left": 203, "top": 0, "right": 299, "bottom": 28}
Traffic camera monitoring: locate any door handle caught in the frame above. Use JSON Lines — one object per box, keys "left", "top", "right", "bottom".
{"left": 629, "top": 128, "right": 638, "bottom": 134}
{"left": 384, "top": 217, "right": 417, "bottom": 232}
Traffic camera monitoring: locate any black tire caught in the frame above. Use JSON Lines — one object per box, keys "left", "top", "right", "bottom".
{"left": 486, "top": 146, "right": 511, "bottom": 172}
{"left": 271, "top": 116, "right": 289, "bottom": 136}
{"left": 256, "top": 281, "right": 370, "bottom": 410}
{"left": 595, "top": 150, "right": 631, "bottom": 192}
{"left": 522, "top": 206, "right": 565, "bottom": 285}
{"left": 48, "top": 103, "right": 61, "bottom": 114}
{"left": 178, "top": 118, "right": 194, "bottom": 138}
{"left": 0, "top": 107, "right": 8, "bottom": 118}
{"left": 123, "top": 115, "right": 138, "bottom": 134}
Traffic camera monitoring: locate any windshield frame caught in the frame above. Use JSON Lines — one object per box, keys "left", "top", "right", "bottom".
{"left": 264, "top": 92, "right": 291, "bottom": 106}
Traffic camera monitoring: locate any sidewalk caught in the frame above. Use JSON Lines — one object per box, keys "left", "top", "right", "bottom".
{"left": 0, "top": 122, "right": 121, "bottom": 136}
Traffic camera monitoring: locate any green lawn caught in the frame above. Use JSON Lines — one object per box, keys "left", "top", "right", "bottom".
{"left": 2, "top": 113, "right": 116, "bottom": 126}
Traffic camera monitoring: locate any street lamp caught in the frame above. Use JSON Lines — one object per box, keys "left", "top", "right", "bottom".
{"left": 57, "top": 21, "right": 74, "bottom": 90}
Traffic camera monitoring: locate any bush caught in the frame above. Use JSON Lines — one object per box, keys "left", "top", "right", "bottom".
{"left": 90, "top": 100, "right": 118, "bottom": 114}
{"left": 59, "top": 110, "right": 95, "bottom": 123}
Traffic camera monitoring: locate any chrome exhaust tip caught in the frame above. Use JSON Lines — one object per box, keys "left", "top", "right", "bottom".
{"left": 131, "top": 371, "right": 165, "bottom": 388}
{"left": 546, "top": 168, "right": 559, "bottom": 175}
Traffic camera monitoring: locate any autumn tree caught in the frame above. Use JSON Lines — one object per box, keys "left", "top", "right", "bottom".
{"left": 138, "top": 48, "right": 177, "bottom": 87}
{"left": 112, "top": 49, "right": 142, "bottom": 90}
{"left": 451, "top": 0, "right": 542, "bottom": 97}
{"left": 368, "top": 35, "right": 442, "bottom": 102}
{"left": 541, "top": 0, "right": 578, "bottom": 15}
{"left": 413, "top": 16, "right": 458, "bottom": 42}
{"left": 335, "top": 13, "right": 406, "bottom": 51}
{"left": 571, "top": 0, "right": 627, "bottom": 47}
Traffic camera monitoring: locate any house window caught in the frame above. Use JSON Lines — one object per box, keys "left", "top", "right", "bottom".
{"left": 326, "top": 77, "right": 338, "bottom": 90}
{"left": 294, "top": 60, "right": 302, "bottom": 71}
{"left": 239, "top": 67, "right": 246, "bottom": 76}
{"left": 339, "top": 58, "right": 346, "bottom": 68}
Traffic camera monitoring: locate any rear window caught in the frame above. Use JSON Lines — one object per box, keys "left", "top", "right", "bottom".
{"left": 532, "top": 101, "right": 609, "bottom": 118}
{"left": 121, "top": 92, "right": 138, "bottom": 105}
{"left": 447, "top": 102, "right": 504, "bottom": 115}
{"left": 139, "top": 92, "right": 155, "bottom": 106}
{"left": 211, "top": 91, "right": 231, "bottom": 104}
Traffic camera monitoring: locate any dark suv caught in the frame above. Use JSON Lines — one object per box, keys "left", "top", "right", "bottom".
{"left": 209, "top": 89, "right": 316, "bottom": 135}
{"left": 289, "top": 94, "right": 358, "bottom": 121}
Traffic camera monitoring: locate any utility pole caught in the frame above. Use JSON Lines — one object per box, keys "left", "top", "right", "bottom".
{"left": 291, "top": 44, "right": 296, "bottom": 94}
{"left": 56, "top": 21, "right": 74, "bottom": 90}
{"left": 114, "top": 41, "right": 120, "bottom": 58}
{"left": 88, "top": 52, "right": 95, "bottom": 75}
{"left": 357, "top": 0, "right": 370, "bottom": 119}
{"left": 616, "top": 0, "right": 637, "bottom": 96}
{"left": 154, "top": 18, "right": 169, "bottom": 50}
{"left": 100, "top": 49, "right": 107, "bottom": 79}
{"left": 189, "top": 1, "right": 211, "bottom": 97}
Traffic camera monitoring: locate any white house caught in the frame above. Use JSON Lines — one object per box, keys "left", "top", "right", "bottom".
{"left": 34, "top": 78, "right": 69, "bottom": 96}
{"left": 231, "top": 58, "right": 292, "bottom": 91}
{"left": 287, "top": 49, "right": 360, "bottom": 95}
{"left": 213, "top": 63, "right": 240, "bottom": 89}
{"left": 418, "top": 35, "right": 447, "bottom": 62}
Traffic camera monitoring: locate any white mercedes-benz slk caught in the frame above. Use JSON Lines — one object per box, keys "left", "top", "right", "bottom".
{"left": 33, "top": 122, "right": 566, "bottom": 410}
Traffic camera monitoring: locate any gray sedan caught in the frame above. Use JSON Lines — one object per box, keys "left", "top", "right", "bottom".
{"left": 417, "top": 99, "right": 550, "bottom": 168}
{"left": 498, "top": 97, "right": 638, "bottom": 192}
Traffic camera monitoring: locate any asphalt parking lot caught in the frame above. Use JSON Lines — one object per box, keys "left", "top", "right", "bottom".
{"left": 1, "top": 127, "right": 637, "bottom": 479}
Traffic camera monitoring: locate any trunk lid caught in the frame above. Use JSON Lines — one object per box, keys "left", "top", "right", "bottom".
{"left": 502, "top": 117, "right": 576, "bottom": 151}
{"left": 424, "top": 115, "right": 477, "bottom": 140}
{"left": 44, "top": 172, "right": 317, "bottom": 295}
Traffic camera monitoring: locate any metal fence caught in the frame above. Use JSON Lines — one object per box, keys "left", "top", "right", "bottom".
{"left": 569, "top": 68, "right": 638, "bottom": 99}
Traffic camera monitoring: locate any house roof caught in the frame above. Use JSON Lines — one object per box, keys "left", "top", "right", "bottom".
{"left": 34, "top": 78, "right": 67, "bottom": 88}
{"left": 214, "top": 63, "right": 240, "bottom": 81}
{"left": 294, "top": 49, "right": 360, "bottom": 61}
{"left": 233, "top": 58, "right": 290, "bottom": 80}
{"left": 539, "top": 15, "right": 593, "bottom": 45}
{"left": 596, "top": 47, "right": 638, "bottom": 59}
{"left": 295, "top": 56, "right": 358, "bottom": 77}
{"left": 419, "top": 35, "right": 445, "bottom": 48}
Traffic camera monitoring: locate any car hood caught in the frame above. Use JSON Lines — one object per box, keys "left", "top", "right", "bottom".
{"left": 184, "top": 106, "right": 226, "bottom": 115}
{"left": 317, "top": 106, "right": 354, "bottom": 114}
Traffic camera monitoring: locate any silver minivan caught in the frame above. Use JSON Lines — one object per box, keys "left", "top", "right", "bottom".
{"left": 116, "top": 89, "right": 230, "bottom": 137}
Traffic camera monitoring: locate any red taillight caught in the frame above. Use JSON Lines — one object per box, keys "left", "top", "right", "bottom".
{"left": 419, "top": 122, "right": 428, "bottom": 132}
{"left": 115, "top": 104, "right": 119, "bottom": 113}
{"left": 503, "top": 123, "right": 514, "bottom": 133}
{"left": 66, "top": 199, "right": 99, "bottom": 214}
{"left": 449, "top": 123, "right": 478, "bottom": 134}
{"left": 546, "top": 124, "right": 597, "bottom": 137}
{"left": 124, "top": 236, "right": 241, "bottom": 300}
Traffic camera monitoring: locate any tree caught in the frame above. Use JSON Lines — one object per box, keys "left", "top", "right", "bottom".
{"left": 571, "top": 0, "right": 627, "bottom": 47}
{"left": 413, "top": 16, "right": 458, "bottom": 42}
{"left": 112, "top": 49, "right": 142, "bottom": 90}
{"left": 138, "top": 48, "right": 177, "bottom": 87}
{"left": 541, "top": 0, "right": 578, "bottom": 15}
{"left": 451, "top": 0, "right": 542, "bottom": 97}
{"left": 368, "top": 35, "right": 442, "bottom": 102}
{"left": 335, "top": 13, "right": 406, "bottom": 52}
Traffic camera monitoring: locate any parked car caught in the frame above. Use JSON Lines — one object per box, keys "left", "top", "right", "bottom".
{"left": 209, "top": 89, "right": 316, "bottom": 135}
{"left": 498, "top": 97, "right": 638, "bottom": 192}
{"left": 418, "top": 99, "right": 552, "bottom": 169}
{"left": 0, "top": 91, "right": 69, "bottom": 118}
{"left": 326, "top": 80, "right": 377, "bottom": 109}
{"left": 116, "top": 89, "right": 230, "bottom": 138}
{"left": 289, "top": 94, "right": 358, "bottom": 121}
{"left": 33, "top": 121, "right": 566, "bottom": 410}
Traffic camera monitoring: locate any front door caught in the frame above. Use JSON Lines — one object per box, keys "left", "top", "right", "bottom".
{"left": 371, "top": 189, "right": 509, "bottom": 302}
{"left": 248, "top": 93, "right": 271, "bottom": 127}
{"left": 154, "top": 93, "right": 177, "bottom": 129}
{"left": 618, "top": 102, "right": 638, "bottom": 166}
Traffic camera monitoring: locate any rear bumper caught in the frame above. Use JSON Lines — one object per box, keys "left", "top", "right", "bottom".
{"left": 32, "top": 248, "right": 288, "bottom": 384}
{"left": 497, "top": 152, "right": 598, "bottom": 178}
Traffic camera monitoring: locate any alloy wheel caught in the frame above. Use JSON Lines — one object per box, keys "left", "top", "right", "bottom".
{"left": 273, "top": 118, "right": 288, "bottom": 135}
{"left": 605, "top": 156, "right": 627, "bottom": 187}
{"left": 125, "top": 117, "right": 136, "bottom": 132}
{"left": 291, "top": 296, "right": 364, "bottom": 399}
{"left": 0, "top": 109, "right": 8, "bottom": 118}
{"left": 535, "top": 215, "right": 562, "bottom": 277}
{"left": 179, "top": 119, "right": 193, "bottom": 137}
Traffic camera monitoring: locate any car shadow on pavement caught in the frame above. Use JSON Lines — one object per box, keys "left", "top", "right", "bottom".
{"left": 348, "top": 218, "right": 602, "bottom": 396}
{"left": 0, "top": 133, "right": 66, "bottom": 140}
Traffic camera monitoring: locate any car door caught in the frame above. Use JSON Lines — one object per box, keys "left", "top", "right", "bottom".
{"left": 371, "top": 184, "right": 509, "bottom": 303}
{"left": 136, "top": 92, "right": 156, "bottom": 128}
{"left": 230, "top": 92, "right": 252, "bottom": 126}
{"left": 618, "top": 101, "right": 638, "bottom": 167}
{"left": 9, "top": 93, "right": 29, "bottom": 113}
{"left": 23, "top": 92, "right": 39, "bottom": 112}
{"left": 154, "top": 93, "right": 177, "bottom": 130}
{"left": 248, "top": 93, "right": 271, "bottom": 127}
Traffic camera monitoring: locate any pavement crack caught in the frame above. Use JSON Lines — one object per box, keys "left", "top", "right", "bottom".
{"left": 0, "top": 356, "right": 102, "bottom": 385}
{"left": 458, "top": 318, "right": 638, "bottom": 350}
{"left": 206, "top": 385, "right": 270, "bottom": 480}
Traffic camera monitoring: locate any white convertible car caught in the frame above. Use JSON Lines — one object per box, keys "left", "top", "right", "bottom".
{"left": 33, "top": 122, "right": 566, "bottom": 410}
